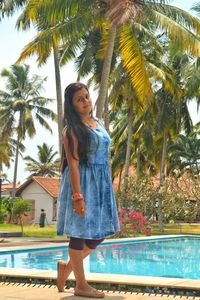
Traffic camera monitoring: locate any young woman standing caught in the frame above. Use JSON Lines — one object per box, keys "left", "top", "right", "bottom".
{"left": 56, "top": 82, "right": 119, "bottom": 298}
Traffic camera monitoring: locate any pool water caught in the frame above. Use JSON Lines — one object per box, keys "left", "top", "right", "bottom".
{"left": 0, "top": 236, "right": 200, "bottom": 280}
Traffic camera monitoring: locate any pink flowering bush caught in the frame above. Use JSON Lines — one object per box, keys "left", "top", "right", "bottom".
{"left": 118, "top": 209, "right": 151, "bottom": 237}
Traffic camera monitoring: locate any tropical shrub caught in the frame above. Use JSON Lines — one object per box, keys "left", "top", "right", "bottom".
{"left": 12, "top": 198, "right": 32, "bottom": 235}
{"left": 116, "top": 173, "right": 200, "bottom": 228}
{"left": 118, "top": 209, "right": 151, "bottom": 237}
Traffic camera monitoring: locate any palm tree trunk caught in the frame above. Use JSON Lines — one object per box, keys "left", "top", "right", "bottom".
{"left": 53, "top": 41, "right": 63, "bottom": 157}
{"left": 158, "top": 130, "right": 168, "bottom": 232}
{"left": 122, "top": 98, "right": 134, "bottom": 208}
{"left": 96, "top": 26, "right": 116, "bottom": 119}
{"left": 117, "top": 167, "right": 123, "bottom": 193}
{"left": 12, "top": 133, "right": 21, "bottom": 198}
{"left": 116, "top": 167, "right": 123, "bottom": 210}
{"left": 104, "top": 93, "right": 110, "bottom": 133}
{"left": 136, "top": 141, "right": 141, "bottom": 180}
{"left": 19, "top": 216, "right": 24, "bottom": 236}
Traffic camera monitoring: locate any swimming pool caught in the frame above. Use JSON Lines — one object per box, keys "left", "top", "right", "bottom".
{"left": 0, "top": 236, "right": 199, "bottom": 280}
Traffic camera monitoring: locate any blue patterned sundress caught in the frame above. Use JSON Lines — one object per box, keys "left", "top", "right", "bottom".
{"left": 56, "top": 118, "right": 120, "bottom": 239}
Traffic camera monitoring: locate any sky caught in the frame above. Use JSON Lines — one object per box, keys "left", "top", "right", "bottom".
{"left": 0, "top": 0, "right": 200, "bottom": 183}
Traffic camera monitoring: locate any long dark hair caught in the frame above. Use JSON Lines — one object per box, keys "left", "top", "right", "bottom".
{"left": 61, "top": 82, "right": 92, "bottom": 173}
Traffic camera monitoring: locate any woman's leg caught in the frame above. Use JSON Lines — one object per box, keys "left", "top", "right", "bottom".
{"left": 57, "top": 239, "right": 92, "bottom": 292}
{"left": 57, "top": 237, "right": 105, "bottom": 297}
{"left": 68, "top": 247, "right": 89, "bottom": 290}
{"left": 68, "top": 238, "right": 104, "bottom": 290}
{"left": 70, "top": 238, "right": 105, "bottom": 298}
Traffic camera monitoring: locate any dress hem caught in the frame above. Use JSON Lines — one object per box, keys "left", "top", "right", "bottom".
{"left": 56, "top": 230, "right": 120, "bottom": 240}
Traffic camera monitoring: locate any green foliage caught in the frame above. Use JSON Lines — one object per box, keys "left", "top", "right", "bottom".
{"left": 0, "top": 196, "right": 15, "bottom": 223}
{"left": 24, "top": 142, "right": 60, "bottom": 177}
{"left": 116, "top": 175, "right": 159, "bottom": 219}
{"left": 12, "top": 198, "right": 32, "bottom": 219}
{"left": 0, "top": 211, "right": 4, "bottom": 223}
{"left": 117, "top": 173, "right": 200, "bottom": 227}
{"left": 0, "top": 197, "right": 32, "bottom": 233}
{"left": 12, "top": 198, "right": 32, "bottom": 235}
{"left": 0, "top": 64, "right": 57, "bottom": 181}
{"left": 169, "top": 132, "right": 200, "bottom": 174}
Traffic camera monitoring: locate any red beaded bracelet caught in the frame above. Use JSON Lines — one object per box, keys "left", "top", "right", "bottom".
{"left": 72, "top": 193, "right": 83, "bottom": 201}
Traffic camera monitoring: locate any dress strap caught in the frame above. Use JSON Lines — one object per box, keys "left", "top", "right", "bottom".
{"left": 62, "top": 125, "right": 68, "bottom": 135}
{"left": 94, "top": 117, "right": 104, "bottom": 127}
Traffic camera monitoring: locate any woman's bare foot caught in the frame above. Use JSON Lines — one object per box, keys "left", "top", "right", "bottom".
{"left": 57, "top": 260, "right": 68, "bottom": 292}
{"left": 74, "top": 286, "right": 105, "bottom": 298}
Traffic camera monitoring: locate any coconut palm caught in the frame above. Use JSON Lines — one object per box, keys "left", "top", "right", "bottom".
{"left": 109, "top": 49, "right": 198, "bottom": 228}
{"left": 0, "top": 0, "right": 63, "bottom": 155}
{"left": 21, "top": 0, "right": 200, "bottom": 120}
{"left": 24, "top": 143, "right": 60, "bottom": 177}
{"left": 0, "top": 64, "right": 57, "bottom": 196}
{"left": 169, "top": 133, "right": 200, "bottom": 175}
{"left": 0, "top": 127, "right": 25, "bottom": 218}
{"left": 108, "top": 21, "right": 183, "bottom": 200}
{"left": 0, "top": 130, "right": 11, "bottom": 217}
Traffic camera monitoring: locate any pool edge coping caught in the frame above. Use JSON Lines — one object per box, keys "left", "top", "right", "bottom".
{"left": 0, "top": 234, "right": 195, "bottom": 252}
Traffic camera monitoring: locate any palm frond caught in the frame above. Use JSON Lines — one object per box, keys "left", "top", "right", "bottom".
{"left": 146, "top": 61, "right": 182, "bottom": 98}
{"left": 35, "top": 113, "right": 52, "bottom": 132}
{"left": 0, "top": 0, "right": 26, "bottom": 19}
{"left": 147, "top": 3, "right": 200, "bottom": 34}
{"left": 16, "top": 32, "right": 54, "bottom": 66}
{"left": 31, "top": 105, "right": 57, "bottom": 122}
{"left": 75, "top": 33, "right": 96, "bottom": 79}
{"left": 119, "top": 26, "right": 153, "bottom": 106}
{"left": 26, "top": 0, "right": 94, "bottom": 25}
{"left": 149, "top": 9, "right": 200, "bottom": 57}
{"left": 180, "top": 102, "right": 193, "bottom": 135}
{"left": 60, "top": 37, "right": 83, "bottom": 66}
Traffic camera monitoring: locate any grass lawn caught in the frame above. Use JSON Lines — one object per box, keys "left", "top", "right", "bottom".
{"left": 0, "top": 223, "right": 200, "bottom": 238}
{"left": 151, "top": 223, "right": 200, "bottom": 235}
{"left": 0, "top": 223, "right": 58, "bottom": 238}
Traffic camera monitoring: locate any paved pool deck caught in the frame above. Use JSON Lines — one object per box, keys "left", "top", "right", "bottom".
{"left": 1, "top": 282, "right": 199, "bottom": 300}
{"left": 0, "top": 235, "right": 200, "bottom": 298}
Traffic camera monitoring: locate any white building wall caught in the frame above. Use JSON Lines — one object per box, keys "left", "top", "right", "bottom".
{"left": 2, "top": 191, "right": 10, "bottom": 197}
{"left": 21, "top": 181, "right": 54, "bottom": 224}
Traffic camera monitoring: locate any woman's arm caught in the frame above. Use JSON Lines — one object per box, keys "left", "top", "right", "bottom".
{"left": 63, "top": 128, "right": 86, "bottom": 216}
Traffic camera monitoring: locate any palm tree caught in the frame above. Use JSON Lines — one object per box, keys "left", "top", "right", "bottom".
{"left": 0, "top": 126, "right": 24, "bottom": 219}
{"left": 0, "top": 0, "right": 63, "bottom": 155}
{"left": 0, "top": 64, "right": 57, "bottom": 196}
{"left": 24, "top": 143, "right": 60, "bottom": 177}
{"left": 22, "top": 0, "right": 200, "bottom": 121}
{"left": 108, "top": 23, "right": 182, "bottom": 205}
{"left": 0, "top": 130, "right": 11, "bottom": 218}
{"left": 169, "top": 133, "right": 200, "bottom": 174}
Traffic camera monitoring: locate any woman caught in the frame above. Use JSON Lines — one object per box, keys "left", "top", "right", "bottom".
{"left": 56, "top": 82, "right": 120, "bottom": 298}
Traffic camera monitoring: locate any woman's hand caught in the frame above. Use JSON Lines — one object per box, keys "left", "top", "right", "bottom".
{"left": 73, "top": 199, "right": 86, "bottom": 216}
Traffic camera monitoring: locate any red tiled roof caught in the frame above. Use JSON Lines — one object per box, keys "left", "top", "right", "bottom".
{"left": 2, "top": 184, "right": 21, "bottom": 192}
{"left": 33, "top": 177, "right": 60, "bottom": 198}
{"left": 16, "top": 176, "right": 61, "bottom": 198}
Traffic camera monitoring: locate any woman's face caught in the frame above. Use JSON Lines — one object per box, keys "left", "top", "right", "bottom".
{"left": 72, "top": 87, "right": 92, "bottom": 116}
